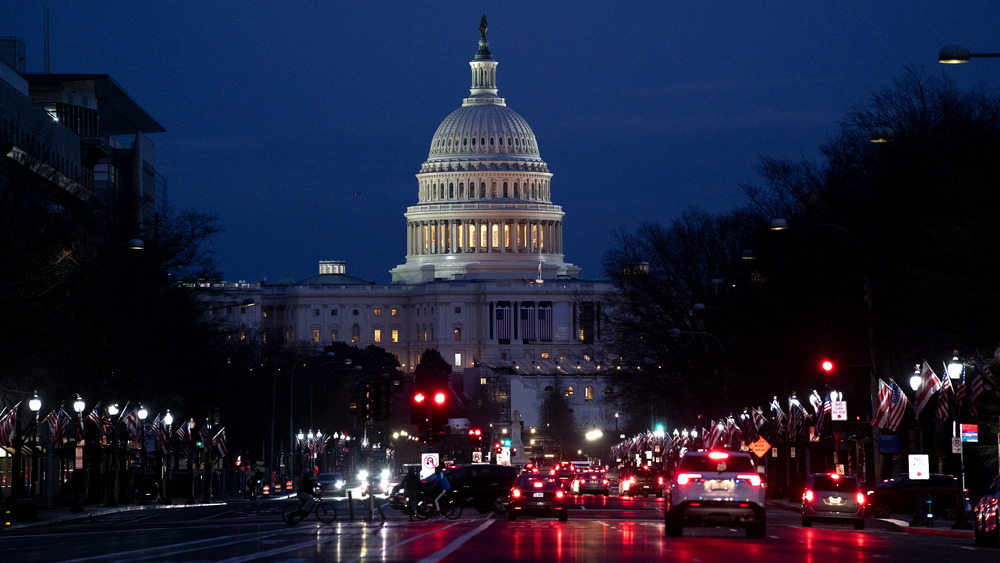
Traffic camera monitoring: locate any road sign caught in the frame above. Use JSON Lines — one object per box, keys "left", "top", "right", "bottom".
{"left": 951, "top": 437, "right": 963, "bottom": 454}
{"left": 472, "top": 451, "right": 482, "bottom": 463}
{"left": 748, "top": 437, "right": 771, "bottom": 458}
{"left": 908, "top": 454, "right": 929, "bottom": 480}
{"left": 421, "top": 453, "right": 439, "bottom": 479}
{"left": 961, "top": 424, "right": 978, "bottom": 442}
{"left": 832, "top": 400, "right": 847, "bottom": 421}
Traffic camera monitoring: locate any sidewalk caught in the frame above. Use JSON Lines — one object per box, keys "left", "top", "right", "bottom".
{"left": 766, "top": 496, "right": 974, "bottom": 539}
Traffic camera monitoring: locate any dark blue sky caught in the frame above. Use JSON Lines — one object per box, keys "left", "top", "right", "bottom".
{"left": 5, "top": 3, "right": 998, "bottom": 284}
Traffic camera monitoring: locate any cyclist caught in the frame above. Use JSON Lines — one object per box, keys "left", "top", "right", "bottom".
{"left": 427, "top": 465, "right": 451, "bottom": 513}
{"left": 296, "top": 471, "right": 318, "bottom": 515}
{"left": 401, "top": 466, "right": 421, "bottom": 515}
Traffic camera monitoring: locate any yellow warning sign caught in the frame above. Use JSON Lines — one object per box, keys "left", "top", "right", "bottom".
{"left": 749, "top": 437, "right": 771, "bottom": 458}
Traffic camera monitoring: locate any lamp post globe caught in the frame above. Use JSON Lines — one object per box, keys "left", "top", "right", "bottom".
{"left": 73, "top": 395, "right": 85, "bottom": 414}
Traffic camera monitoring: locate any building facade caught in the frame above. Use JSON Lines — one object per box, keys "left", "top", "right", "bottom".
{"left": 207, "top": 22, "right": 619, "bottom": 451}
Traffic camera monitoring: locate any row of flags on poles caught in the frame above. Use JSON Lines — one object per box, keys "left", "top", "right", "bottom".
{"left": 0, "top": 404, "right": 227, "bottom": 459}
{"left": 872, "top": 355, "right": 997, "bottom": 432}
{"left": 613, "top": 352, "right": 998, "bottom": 456}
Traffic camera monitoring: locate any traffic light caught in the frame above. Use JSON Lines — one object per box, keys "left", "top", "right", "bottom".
{"left": 820, "top": 359, "right": 835, "bottom": 375}
{"left": 468, "top": 428, "right": 482, "bottom": 446}
{"left": 431, "top": 389, "right": 449, "bottom": 438}
{"left": 411, "top": 391, "right": 427, "bottom": 425}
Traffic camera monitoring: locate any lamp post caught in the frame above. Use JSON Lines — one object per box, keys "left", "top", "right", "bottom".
{"left": 28, "top": 392, "right": 41, "bottom": 498}
{"left": 107, "top": 403, "right": 121, "bottom": 506}
{"left": 137, "top": 404, "right": 148, "bottom": 500}
{"left": 72, "top": 395, "right": 86, "bottom": 511}
{"left": 163, "top": 410, "right": 173, "bottom": 502}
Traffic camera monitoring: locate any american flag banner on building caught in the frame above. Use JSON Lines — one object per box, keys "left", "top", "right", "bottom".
{"left": 151, "top": 416, "right": 170, "bottom": 454}
{"left": 519, "top": 305, "right": 536, "bottom": 340}
{"left": 913, "top": 361, "right": 941, "bottom": 417}
{"left": 495, "top": 305, "right": 512, "bottom": 341}
{"left": 0, "top": 404, "right": 18, "bottom": 447}
{"left": 537, "top": 305, "right": 552, "bottom": 341}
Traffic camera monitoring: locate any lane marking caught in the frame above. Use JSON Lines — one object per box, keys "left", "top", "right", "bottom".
{"left": 418, "top": 518, "right": 496, "bottom": 563}
{"left": 61, "top": 529, "right": 285, "bottom": 562}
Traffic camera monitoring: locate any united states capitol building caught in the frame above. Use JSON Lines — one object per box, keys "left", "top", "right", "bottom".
{"left": 206, "top": 21, "right": 619, "bottom": 439}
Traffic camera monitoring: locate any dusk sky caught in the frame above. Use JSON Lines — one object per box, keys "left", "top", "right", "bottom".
{"left": 5, "top": 3, "right": 998, "bottom": 284}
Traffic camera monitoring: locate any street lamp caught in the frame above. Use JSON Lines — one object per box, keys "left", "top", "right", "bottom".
{"left": 28, "top": 392, "right": 41, "bottom": 497}
{"left": 163, "top": 410, "right": 173, "bottom": 501}
{"left": 138, "top": 404, "right": 148, "bottom": 494}
{"left": 938, "top": 45, "right": 1000, "bottom": 64}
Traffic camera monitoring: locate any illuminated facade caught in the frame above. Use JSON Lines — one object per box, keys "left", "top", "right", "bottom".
{"left": 208, "top": 22, "right": 617, "bottom": 439}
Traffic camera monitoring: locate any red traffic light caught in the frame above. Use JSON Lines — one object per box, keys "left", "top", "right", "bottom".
{"left": 468, "top": 429, "right": 481, "bottom": 437}
{"left": 433, "top": 391, "right": 446, "bottom": 405}
{"left": 821, "top": 359, "right": 835, "bottom": 373}
{"left": 414, "top": 392, "right": 426, "bottom": 404}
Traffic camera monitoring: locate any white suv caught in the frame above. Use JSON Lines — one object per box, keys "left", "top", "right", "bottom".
{"left": 665, "top": 450, "right": 766, "bottom": 538}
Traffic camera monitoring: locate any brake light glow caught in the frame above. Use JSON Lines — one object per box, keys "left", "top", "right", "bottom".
{"left": 556, "top": 490, "right": 564, "bottom": 499}
{"left": 830, "top": 473, "right": 840, "bottom": 480}
{"left": 512, "top": 489, "right": 521, "bottom": 498}
{"left": 804, "top": 490, "right": 814, "bottom": 502}
{"left": 629, "top": 476, "right": 636, "bottom": 483}
{"left": 737, "top": 474, "right": 762, "bottom": 487}
{"left": 676, "top": 473, "right": 702, "bottom": 485}
{"left": 708, "top": 451, "right": 729, "bottom": 460}
{"left": 602, "top": 479, "right": 609, "bottom": 485}
{"left": 658, "top": 476, "right": 664, "bottom": 485}
{"left": 856, "top": 492, "right": 866, "bottom": 505}
{"left": 533, "top": 481, "right": 544, "bottom": 488}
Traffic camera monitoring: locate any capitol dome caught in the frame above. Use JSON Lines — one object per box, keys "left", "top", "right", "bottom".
{"left": 390, "top": 17, "right": 579, "bottom": 284}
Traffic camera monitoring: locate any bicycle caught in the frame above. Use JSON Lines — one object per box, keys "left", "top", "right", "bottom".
{"left": 282, "top": 494, "right": 337, "bottom": 525}
{"left": 412, "top": 490, "right": 462, "bottom": 520}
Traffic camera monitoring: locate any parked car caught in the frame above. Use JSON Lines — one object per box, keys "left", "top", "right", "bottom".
{"left": 620, "top": 465, "right": 665, "bottom": 497}
{"left": 572, "top": 471, "right": 610, "bottom": 496}
{"left": 508, "top": 473, "right": 569, "bottom": 521}
{"left": 443, "top": 464, "right": 519, "bottom": 514}
{"left": 973, "top": 474, "right": 1000, "bottom": 546}
{"left": 665, "top": 450, "right": 766, "bottom": 538}
{"left": 801, "top": 473, "right": 866, "bottom": 529}
{"left": 866, "top": 473, "right": 966, "bottom": 519}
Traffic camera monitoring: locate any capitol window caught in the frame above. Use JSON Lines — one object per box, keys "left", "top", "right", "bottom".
{"left": 373, "top": 329, "right": 381, "bottom": 343}
{"left": 391, "top": 329, "right": 399, "bottom": 343}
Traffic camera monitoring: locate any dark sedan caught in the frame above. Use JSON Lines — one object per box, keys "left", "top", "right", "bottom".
{"left": 508, "top": 473, "right": 568, "bottom": 521}
{"left": 974, "top": 474, "right": 1000, "bottom": 546}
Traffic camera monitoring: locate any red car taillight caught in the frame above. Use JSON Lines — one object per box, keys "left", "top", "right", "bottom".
{"left": 658, "top": 476, "right": 664, "bottom": 485}
{"left": 856, "top": 492, "right": 866, "bottom": 505}
{"left": 512, "top": 489, "right": 522, "bottom": 498}
{"left": 804, "top": 489, "right": 814, "bottom": 502}
{"left": 676, "top": 473, "right": 702, "bottom": 486}
{"left": 556, "top": 490, "right": 565, "bottom": 499}
{"left": 737, "top": 474, "right": 761, "bottom": 487}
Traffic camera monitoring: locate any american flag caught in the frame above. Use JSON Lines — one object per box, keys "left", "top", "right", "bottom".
{"left": 123, "top": 409, "right": 140, "bottom": 441}
{"left": 538, "top": 305, "right": 552, "bottom": 341}
{"left": 752, "top": 407, "right": 766, "bottom": 431}
{"left": 969, "top": 370, "right": 985, "bottom": 417}
{"left": 913, "top": 361, "right": 941, "bottom": 417}
{"left": 955, "top": 373, "right": 966, "bottom": 409}
{"left": 787, "top": 398, "right": 808, "bottom": 441}
{"left": 199, "top": 421, "right": 212, "bottom": 448}
{"left": 519, "top": 306, "right": 536, "bottom": 340}
{"left": 885, "top": 381, "right": 908, "bottom": 432}
{"left": 87, "top": 406, "right": 104, "bottom": 441}
{"left": 45, "top": 409, "right": 68, "bottom": 447}
{"left": 935, "top": 389, "right": 950, "bottom": 422}
{"left": 770, "top": 397, "right": 786, "bottom": 434}
{"left": 871, "top": 379, "right": 891, "bottom": 428}
{"left": 213, "top": 428, "right": 228, "bottom": 458}
{"left": 495, "top": 305, "right": 511, "bottom": 341}
{"left": 976, "top": 351, "right": 996, "bottom": 388}
{"left": 177, "top": 424, "right": 192, "bottom": 457}
{"left": 809, "top": 390, "right": 823, "bottom": 416}
{"left": 0, "top": 404, "right": 18, "bottom": 447}
{"left": 815, "top": 396, "right": 832, "bottom": 436}
{"left": 151, "top": 416, "right": 170, "bottom": 454}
